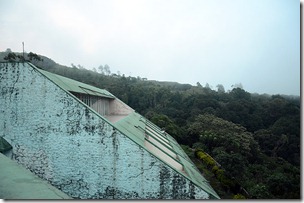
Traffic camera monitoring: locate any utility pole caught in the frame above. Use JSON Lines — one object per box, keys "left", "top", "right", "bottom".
{"left": 22, "top": 42, "right": 25, "bottom": 61}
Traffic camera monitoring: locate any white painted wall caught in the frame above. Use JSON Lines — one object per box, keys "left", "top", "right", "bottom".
{"left": 0, "top": 63, "right": 209, "bottom": 199}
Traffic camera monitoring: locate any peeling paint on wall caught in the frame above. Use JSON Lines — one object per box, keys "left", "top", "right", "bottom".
{"left": 0, "top": 63, "right": 210, "bottom": 199}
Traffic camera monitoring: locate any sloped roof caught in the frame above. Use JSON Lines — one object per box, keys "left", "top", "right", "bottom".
{"left": 28, "top": 62, "right": 220, "bottom": 199}
{"left": 32, "top": 65, "right": 115, "bottom": 99}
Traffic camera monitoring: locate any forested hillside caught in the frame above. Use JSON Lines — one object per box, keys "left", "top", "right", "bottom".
{"left": 1, "top": 51, "right": 300, "bottom": 199}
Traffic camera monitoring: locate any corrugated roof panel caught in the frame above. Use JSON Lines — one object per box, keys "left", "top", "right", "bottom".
{"left": 114, "top": 112, "right": 146, "bottom": 146}
{"left": 33, "top": 66, "right": 115, "bottom": 99}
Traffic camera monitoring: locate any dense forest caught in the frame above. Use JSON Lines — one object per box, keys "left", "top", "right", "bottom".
{"left": 1, "top": 50, "right": 301, "bottom": 199}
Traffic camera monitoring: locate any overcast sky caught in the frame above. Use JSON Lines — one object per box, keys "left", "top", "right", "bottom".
{"left": 0, "top": 0, "right": 300, "bottom": 95}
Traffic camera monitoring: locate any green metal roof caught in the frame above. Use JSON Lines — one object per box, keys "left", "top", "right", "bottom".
{"left": 29, "top": 63, "right": 115, "bottom": 99}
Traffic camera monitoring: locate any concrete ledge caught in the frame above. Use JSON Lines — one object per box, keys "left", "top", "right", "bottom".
{"left": 0, "top": 153, "right": 71, "bottom": 199}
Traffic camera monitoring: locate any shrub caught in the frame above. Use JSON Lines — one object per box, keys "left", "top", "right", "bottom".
{"left": 196, "top": 150, "right": 216, "bottom": 168}
{"left": 215, "top": 169, "right": 225, "bottom": 179}
{"left": 212, "top": 165, "right": 219, "bottom": 174}
{"left": 233, "top": 193, "right": 246, "bottom": 199}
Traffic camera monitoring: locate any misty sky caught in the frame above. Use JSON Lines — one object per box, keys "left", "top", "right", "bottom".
{"left": 0, "top": 0, "right": 300, "bottom": 95}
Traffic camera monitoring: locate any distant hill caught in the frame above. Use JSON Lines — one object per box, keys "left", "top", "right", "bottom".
{"left": 0, "top": 51, "right": 214, "bottom": 91}
{"left": 0, "top": 50, "right": 299, "bottom": 99}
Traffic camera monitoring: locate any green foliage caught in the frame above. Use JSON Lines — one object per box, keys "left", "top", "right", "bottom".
{"left": 249, "top": 184, "right": 272, "bottom": 199}
{"left": 149, "top": 113, "right": 184, "bottom": 142}
{"left": 180, "top": 145, "right": 195, "bottom": 160}
{"left": 4, "top": 52, "right": 18, "bottom": 62}
{"left": 3, "top": 51, "right": 43, "bottom": 63}
{"left": 211, "top": 165, "right": 219, "bottom": 174}
{"left": 233, "top": 194, "right": 246, "bottom": 199}
{"left": 28, "top": 52, "right": 43, "bottom": 62}
{"left": 190, "top": 114, "right": 260, "bottom": 164}
{"left": 195, "top": 150, "right": 218, "bottom": 168}
{"left": 195, "top": 150, "right": 241, "bottom": 194}
{"left": 192, "top": 142, "right": 208, "bottom": 151}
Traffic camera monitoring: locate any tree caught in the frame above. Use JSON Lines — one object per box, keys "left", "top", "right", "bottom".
{"left": 232, "top": 83, "right": 243, "bottom": 89}
{"left": 77, "top": 64, "right": 85, "bottom": 69}
{"left": 149, "top": 113, "right": 183, "bottom": 142}
{"left": 4, "top": 52, "right": 17, "bottom": 62}
{"left": 205, "top": 83, "right": 211, "bottom": 89}
{"left": 216, "top": 84, "right": 225, "bottom": 93}
{"left": 249, "top": 184, "right": 272, "bottom": 199}
{"left": 188, "top": 114, "right": 260, "bottom": 179}
{"left": 266, "top": 173, "right": 292, "bottom": 198}
{"left": 104, "top": 64, "right": 111, "bottom": 75}
{"left": 233, "top": 88, "right": 250, "bottom": 99}
{"left": 70, "top": 63, "right": 75, "bottom": 68}
{"left": 98, "top": 65, "right": 104, "bottom": 74}
{"left": 28, "top": 52, "right": 42, "bottom": 62}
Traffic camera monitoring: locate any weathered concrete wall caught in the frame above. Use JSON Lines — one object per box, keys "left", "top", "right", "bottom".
{"left": 0, "top": 63, "right": 209, "bottom": 199}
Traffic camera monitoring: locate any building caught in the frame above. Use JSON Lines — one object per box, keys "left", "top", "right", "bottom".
{"left": 0, "top": 62, "right": 220, "bottom": 199}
